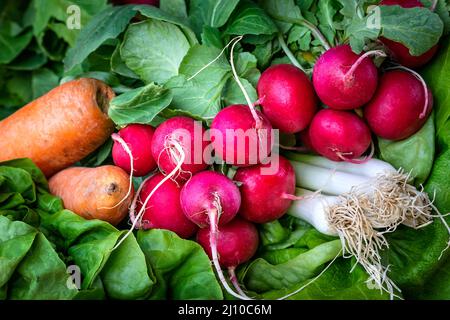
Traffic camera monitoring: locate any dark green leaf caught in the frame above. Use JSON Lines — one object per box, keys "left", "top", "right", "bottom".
{"left": 64, "top": 5, "right": 137, "bottom": 72}
{"left": 225, "top": 0, "right": 278, "bottom": 36}
{"left": 108, "top": 83, "right": 173, "bottom": 126}
{"left": 137, "top": 229, "right": 223, "bottom": 300}
{"left": 378, "top": 114, "right": 435, "bottom": 186}
{"left": 189, "top": 0, "right": 240, "bottom": 35}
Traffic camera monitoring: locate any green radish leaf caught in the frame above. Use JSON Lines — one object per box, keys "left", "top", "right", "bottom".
{"left": 137, "top": 229, "right": 223, "bottom": 300}
{"left": 233, "top": 51, "right": 260, "bottom": 86}
{"left": 260, "top": 0, "right": 304, "bottom": 23}
{"left": 225, "top": 0, "right": 278, "bottom": 36}
{"left": 135, "top": 5, "right": 198, "bottom": 45}
{"left": 316, "top": 0, "right": 338, "bottom": 46}
{"left": 378, "top": 115, "right": 435, "bottom": 186}
{"left": 379, "top": 6, "right": 444, "bottom": 56}
{"left": 165, "top": 44, "right": 231, "bottom": 118}
{"left": 295, "top": 0, "right": 314, "bottom": 11}
{"left": 108, "top": 83, "right": 173, "bottom": 127}
{"left": 188, "top": 0, "right": 240, "bottom": 36}
{"left": 121, "top": 20, "right": 191, "bottom": 84}
{"left": 6, "top": 51, "right": 47, "bottom": 71}
{"left": 30, "top": 0, "right": 108, "bottom": 38}
{"left": 64, "top": 6, "right": 137, "bottom": 72}
{"left": 0, "top": 28, "right": 33, "bottom": 64}
{"left": 420, "top": 0, "right": 450, "bottom": 36}
{"left": 222, "top": 77, "right": 257, "bottom": 106}
{"left": 160, "top": 0, "right": 188, "bottom": 18}
{"left": 345, "top": 15, "right": 380, "bottom": 53}
{"left": 201, "top": 26, "right": 224, "bottom": 48}
{"left": 110, "top": 44, "right": 140, "bottom": 79}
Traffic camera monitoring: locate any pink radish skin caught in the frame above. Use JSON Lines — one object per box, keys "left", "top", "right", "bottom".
{"left": 151, "top": 116, "right": 209, "bottom": 183}
{"left": 380, "top": 0, "right": 438, "bottom": 68}
{"left": 309, "top": 109, "right": 372, "bottom": 161}
{"left": 364, "top": 70, "right": 433, "bottom": 141}
{"left": 211, "top": 104, "right": 274, "bottom": 167}
{"left": 197, "top": 218, "right": 259, "bottom": 268}
{"left": 112, "top": 124, "right": 157, "bottom": 177}
{"left": 137, "top": 173, "right": 198, "bottom": 239}
{"left": 181, "top": 171, "right": 249, "bottom": 300}
{"left": 180, "top": 171, "right": 241, "bottom": 228}
{"left": 312, "top": 44, "right": 379, "bottom": 110}
{"left": 234, "top": 156, "right": 296, "bottom": 223}
{"left": 257, "top": 64, "right": 317, "bottom": 133}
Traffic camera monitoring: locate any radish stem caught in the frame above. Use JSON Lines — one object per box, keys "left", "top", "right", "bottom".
{"left": 228, "top": 266, "right": 252, "bottom": 299}
{"left": 208, "top": 207, "right": 252, "bottom": 300}
{"left": 301, "top": 19, "right": 331, "bottom": 50}
{"left": 345, "top": 50, "right": 386, "bottom": 80}
{"left": 229, "top": 36, "right": 262, "bottom": 129}
{"left": 277, "top": 33, "right": 306, "bottom": 72}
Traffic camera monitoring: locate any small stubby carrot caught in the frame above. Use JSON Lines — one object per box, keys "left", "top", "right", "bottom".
{"left": 0, "top": 78, "right": 115, "bottom": 177}
{"left": 49, "top": 165, "right": 134, "bottom": 226}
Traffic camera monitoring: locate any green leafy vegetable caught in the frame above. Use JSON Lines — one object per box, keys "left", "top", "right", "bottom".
{"left": 422, "top": 37, "right": 450, "bottom": 151}
{"left": 121, "top": 20, "right": 191, "bottom": 84}
{"left": 64, "top": 5, "right": 137, "bottom": 72}
{"left": 165, "top": 44, "right": 231, "bottom": 118}
{"left": 378, "top": 114, "right": 435, "bottom": 186}
{"left": 225, "top": 0, "right": 278, "bottom": 36}
{"left": 137, "top": 229, "right": 223, "bottom": 300}
{"left": 379, "top": 6, "right": 443, "bottom": 56}
{"left": 188, "top": 0, "right": 240, "bottom": 35}
{"left": 108, "top": 83, "right": 173, "bottom": 126}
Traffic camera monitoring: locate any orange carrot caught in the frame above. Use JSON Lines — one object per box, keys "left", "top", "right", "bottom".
{"left": 0, "top": 78, "right": 115, "bottom": 177}
{"left": 49, "top": 165, "right": 133, "bottom": 226}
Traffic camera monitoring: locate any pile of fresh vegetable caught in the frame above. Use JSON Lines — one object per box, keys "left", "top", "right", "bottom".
{"left": 0, "top": 0, "right": 449, "bottom": 300}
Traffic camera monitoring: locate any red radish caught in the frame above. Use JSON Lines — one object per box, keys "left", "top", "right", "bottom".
{"left": 211, "top": 104, "right": 274, "bottom": 167}
{"left": 309, "top": 109, "right": 372, "bottom": 162}
{"left": 112, "top": 124, "right": 157, "bottom": 177}
{"left": 312, "top": 44, "right": 380, "bottom": 110}
{"left": 234, "top": 156, "right": 296, "bottom": 223}
{"left": 380, "top": 0, "right": 438, "bottom": 68}
{"left": 256, "top": 64, "right": 317, "bottom": 133}
{"left": 136, "top": 173, "right": 197, "bottom": 238}
{"left": 364, "top": 70, "right": 433, "bottom": 141}
{"left": 197, "top": 217, "right": 259, "bottom": 268}
{"left": 180, "top": 170, "right": 251, "bottom": 299}
{"left": 151, "top": 116, "right": 210, "bottom": 183}
{"left": 180, "top": 171, "right": 240, "bottom": 227}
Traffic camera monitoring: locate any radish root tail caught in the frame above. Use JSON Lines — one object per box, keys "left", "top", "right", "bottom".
{"left": 209, "top": 195, "right": 252, "bottom": 300}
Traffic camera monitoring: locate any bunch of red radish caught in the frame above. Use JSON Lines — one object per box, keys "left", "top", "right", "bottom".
{"left": 110, "top": 0, "right": 437, "bottom": 299}
{"left": 111, "top": 110, "right": 297, "bottom": 299}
